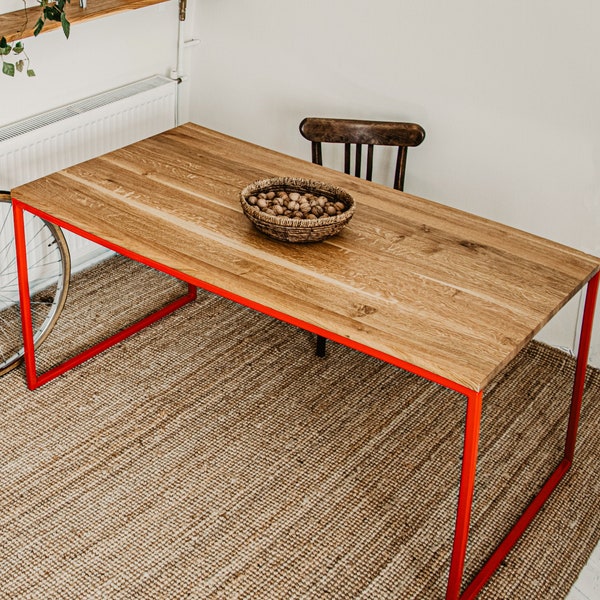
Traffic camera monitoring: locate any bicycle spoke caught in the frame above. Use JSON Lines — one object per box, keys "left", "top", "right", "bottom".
{"left": 0, "top": 198, "right": 70, "bottom": 375}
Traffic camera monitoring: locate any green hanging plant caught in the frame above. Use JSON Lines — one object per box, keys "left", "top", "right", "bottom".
{"left": 1, "top": 0, "right": 71, "bottom": 77}
{"left": 0, "top": 37, "right": 35, "bottom": 77}
{"left": 34, "top": 0, "right": 71, "bottom": 38}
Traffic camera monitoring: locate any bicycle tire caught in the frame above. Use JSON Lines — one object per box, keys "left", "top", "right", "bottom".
{"left": 0, "top": 192, "right": 71, "bottom": 376}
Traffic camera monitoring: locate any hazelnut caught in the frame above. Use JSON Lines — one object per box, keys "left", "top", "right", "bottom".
{"left": 246, "top": 187, "right": 349, "bottom": 223}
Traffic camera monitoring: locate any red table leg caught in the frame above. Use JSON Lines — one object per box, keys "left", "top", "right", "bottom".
{"left": 13, "top": 200, "right": 197, "bottom": 390}
{"left": 446, "top": 388, "right": 483, "bottom": 599}
{"left": 446, "top": 272, "right": 599, "bottom": 599}
{"left": 565, "top": 272, "right": 599, "bottom": 462}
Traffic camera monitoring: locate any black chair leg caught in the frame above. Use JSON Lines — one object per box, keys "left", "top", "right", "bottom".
{"left": 316, "top": 334, "right": 327, "bottom": 357}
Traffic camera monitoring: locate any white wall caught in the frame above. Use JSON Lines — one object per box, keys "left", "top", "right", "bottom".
{"left": 1, "top": 0, "right": 597, "bottom": 367}
{"left": 0, "top": 0, "right": 181, "bottom": 126}
{"left": 3, "top": 0, "right": 38, "bottom": 12}
{"left": 189, "top": 0, "right": 600, "bottom": 367}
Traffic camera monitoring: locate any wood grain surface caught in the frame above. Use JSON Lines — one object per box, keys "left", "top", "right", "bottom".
{"left": 0, "top": 0, "right": 168, "bottom": 43}
{"left": 12, "top": 123, "right": 600, "bottom": 391}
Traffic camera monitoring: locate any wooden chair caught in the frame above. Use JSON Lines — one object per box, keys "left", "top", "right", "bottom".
{"left": 299, "top": 117, "right": 426, "bottom": 356}
{"left": 299, "top": 117, "right": 425, "bottom": 191}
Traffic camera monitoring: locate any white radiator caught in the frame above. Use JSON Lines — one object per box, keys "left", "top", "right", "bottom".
{"left": 0, "top": 75, "right": 178, "bottom": 270}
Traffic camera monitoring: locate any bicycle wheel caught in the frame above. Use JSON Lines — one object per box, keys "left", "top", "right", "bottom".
{"left": 0, "top": 192, "right": 71, "bottom": 376}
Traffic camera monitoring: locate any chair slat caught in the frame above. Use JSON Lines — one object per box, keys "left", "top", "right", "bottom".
{"left": 311, "top": 141, "right": 322, "bottom": 166}
{"left": 366, "top": 144, "right": 374, "bottom": 181}
{"left": 344, "top": 143, "right": 351, "bottom": 176}
{"left": 394, "top": 146, "right": 408, "bottom": 191}
{"left": 354, "top": 144, "right": 362, "bottom": 178}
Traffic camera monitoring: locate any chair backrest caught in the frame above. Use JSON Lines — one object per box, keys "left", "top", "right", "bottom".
{"left": 299, "top": 117, "right": 425, "bottom": 191}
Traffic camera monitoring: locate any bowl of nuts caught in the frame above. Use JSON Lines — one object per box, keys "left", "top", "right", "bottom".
{"left": 240, "top": 177, "right": 355, "bottom": 243}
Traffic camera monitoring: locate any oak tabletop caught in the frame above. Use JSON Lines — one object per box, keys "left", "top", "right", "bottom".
{"left": 12, "top": 123, "right": 600, "bottom": 392}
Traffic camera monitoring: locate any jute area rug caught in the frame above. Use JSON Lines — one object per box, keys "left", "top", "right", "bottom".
{"left": 1, "top": 255, "right": 599, "bottom": 599}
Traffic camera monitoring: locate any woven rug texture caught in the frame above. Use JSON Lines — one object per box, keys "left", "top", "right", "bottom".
{"left": 1, "top": 255, "right": 599, "bottom": 599}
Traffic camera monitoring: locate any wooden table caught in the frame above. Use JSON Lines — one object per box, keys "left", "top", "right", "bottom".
{"left": 12, "top": 123, "right": 600, "bottom": 599}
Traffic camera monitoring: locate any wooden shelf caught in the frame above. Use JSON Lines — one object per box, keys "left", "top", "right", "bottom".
{"left": 1, "top": 0, "right": 169, "bottom": 43}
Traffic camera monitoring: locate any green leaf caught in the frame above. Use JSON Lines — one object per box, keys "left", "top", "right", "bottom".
{"left": 33, "top": 17, "right": 45, "bottom": 36}
{"left": 42, "top": 5, "right": 63, "bottom": 22}
{"left": 27, "top": 68, "right": 36, "bottom": 77}
{"left": 13, "top": 42, "right": 25, "bottom": 55}
{"left": 0, "top": 44, "right": 12, "bottom": 56}
{"left": 2, "top": 62, "right": 15, "bottom": 77}
{"left": 16, "top": 60, "right": 24, "bottom": 72}
{"left": 61, "top": 13, "right": 70, "bottom": 39}
{"left": 0, "top": 37, "right": 7, "bottom": 49}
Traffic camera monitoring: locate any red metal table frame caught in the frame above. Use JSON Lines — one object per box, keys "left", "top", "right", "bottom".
{"left": 13, "top": 198, "right": 599, "bottom": 599}
{"left": 11, "top": 121, "right": 600, "bottom": 600}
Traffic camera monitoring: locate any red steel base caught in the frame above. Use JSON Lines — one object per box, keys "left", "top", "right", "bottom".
{"left": 448, "top": 272, "right": 598, "bottom": 600}
{"left": 12, "top": 199, "right": 599, "bottom": 599}
{"left": 13, "top": 201, "right": 197, "bottom": 391}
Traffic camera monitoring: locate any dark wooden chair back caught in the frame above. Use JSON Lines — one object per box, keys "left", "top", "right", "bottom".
{"left": 299, "top": 117, "right": 425, "bottom": 191}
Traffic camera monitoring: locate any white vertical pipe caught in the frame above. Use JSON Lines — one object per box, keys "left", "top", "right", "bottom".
{"left": 172, "top": 0, "right": 187, "bottom": 125}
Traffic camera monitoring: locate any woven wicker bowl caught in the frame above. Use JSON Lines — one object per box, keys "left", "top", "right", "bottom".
{"left": 240, "top": 177, "right": 355, "bottom": 243}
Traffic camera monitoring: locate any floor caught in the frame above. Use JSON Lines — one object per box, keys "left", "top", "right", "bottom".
{"left": 567, "top": 543, "right": 600, "bottom": 599}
